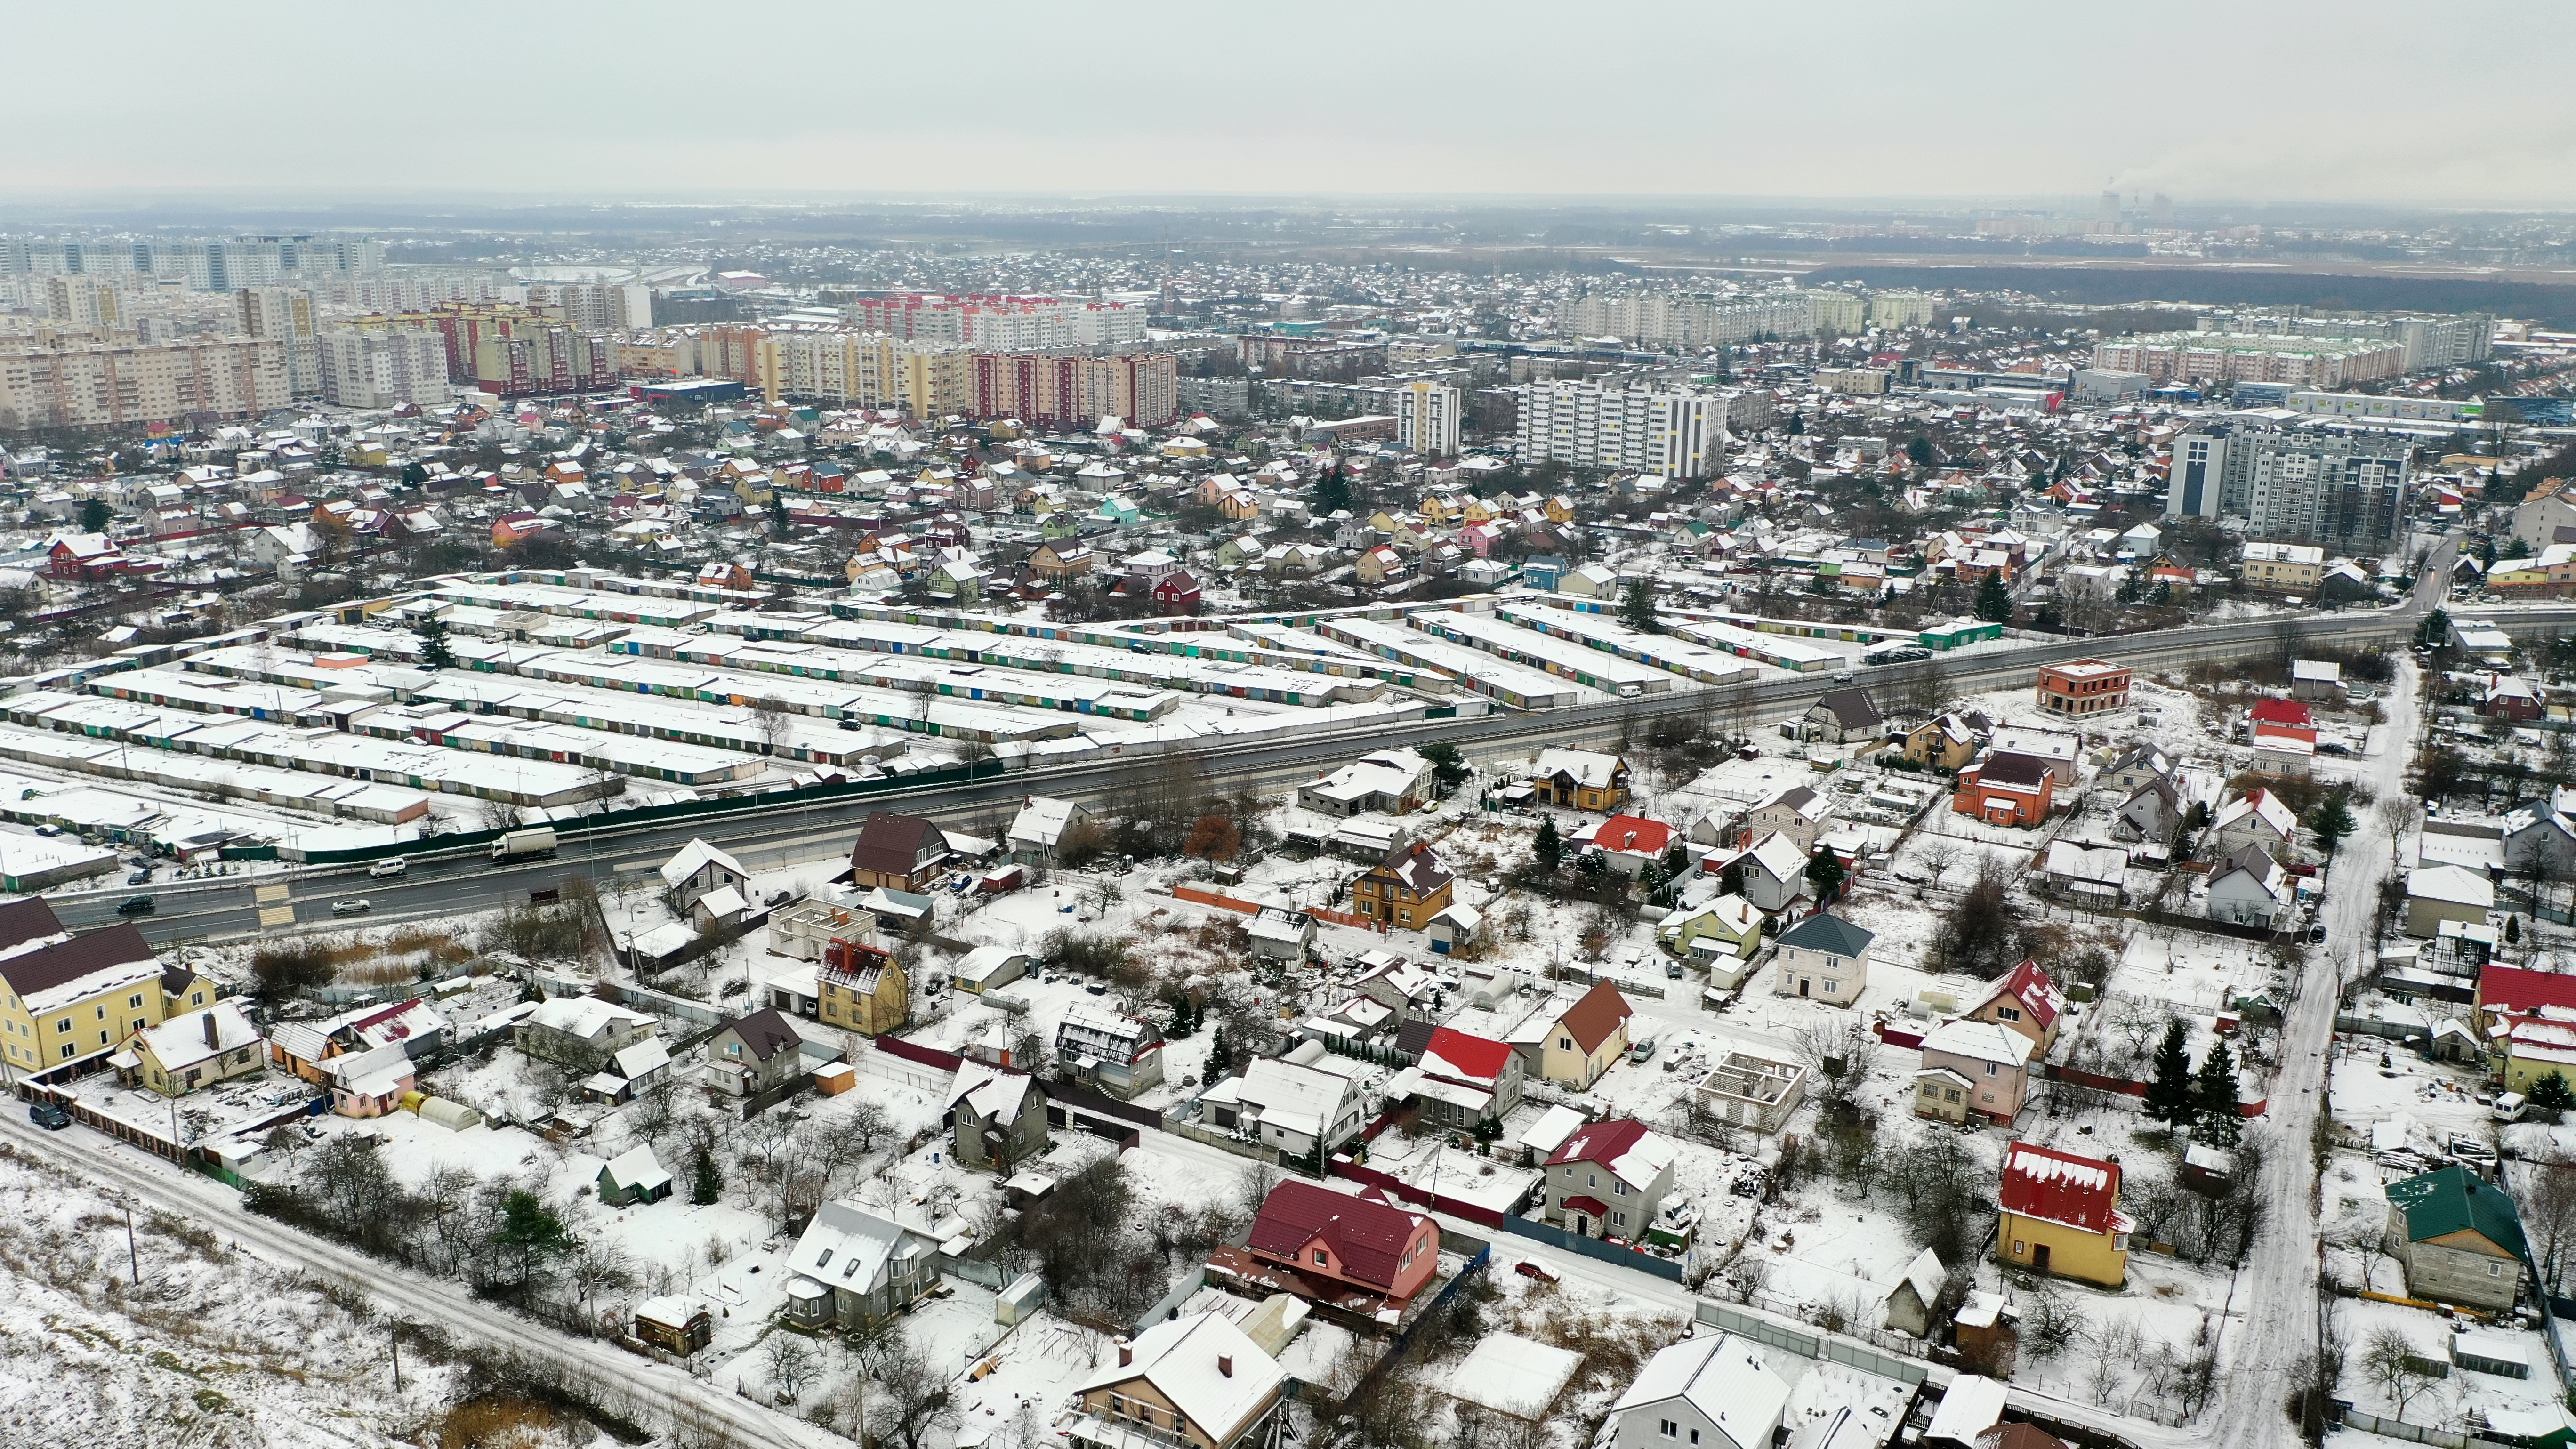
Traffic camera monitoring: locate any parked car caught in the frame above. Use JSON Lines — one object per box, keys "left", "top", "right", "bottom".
{"left": 2307, "top": 923, "right": 2328, "bottom": 944}
{"left": 331, "top": 898, "right": 372, "bottom": 915}
{"left": 1832, "top": 671, "right": 1855, "bottom": 683}
{"left": 1629, "top": 1036, "right": 1657, "bottom": 1063}
{"left": 125, "top": 869, "right": 153, "bottom": 886}
{"left": 116, "top": 895, "right": 155, "bottom": 917}
{"left": 28, "top": 1102, "right": 70, "bottom": 1130}
{"left": 1513, "top": 1260, "right": 1558, "bottom": 1283}
{"left": 368, "top": 857, "right": 408, "bottom": 877}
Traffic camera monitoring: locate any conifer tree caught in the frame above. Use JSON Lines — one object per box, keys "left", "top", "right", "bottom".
{"left": 2143, "top": 1018, "right": 2197, "bottom": 1127}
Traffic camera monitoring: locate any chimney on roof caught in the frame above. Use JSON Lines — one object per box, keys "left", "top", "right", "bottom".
{"left": 1118, "top": 1340, "right": 1132, "bottom": 1368}
{"left": 1218, "top": 1354, "right": 1233, "bottom": 1378}
{"left": 203, "top": 1011, "right": 218, "bottom": 1048}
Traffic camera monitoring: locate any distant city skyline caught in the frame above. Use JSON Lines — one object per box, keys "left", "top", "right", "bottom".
{"left": 6, "top": 0, "right": 2572, "bottom": 207}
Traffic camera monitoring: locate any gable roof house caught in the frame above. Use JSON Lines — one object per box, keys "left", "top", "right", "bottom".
{"left": 1915, "top": 1018, "right": 2037, "bottom": 1125}
{"left": 847, "top": 811, "right": 952, "bottom": 891}
{"left": 2115, "top": 776, "right": 2183, "bottom": 851}
{"left": 1800, "top": 688, "right": 1884, "bottom": 745}
{"left": 1515, "top": 980, "right": 1635, "bottom": 1089}
{"left": 1997, "top": 1143, "right": 2131, "bottom": 1288}
{"left": 1351, "top": 841, "right": 1456, "bottom": 931}
{"left": 1386, "top": 1024, "right": 1524, "bottom": 1128}
{"left": 1298, "top": 749, "right": 1436, "bottom": 819}
{"left": 1057, "top": 1007, "right": 1166, "bottom": 1100}
{"left": 1712, "top": 829, "right": 1814, "bottom": 914}
{"left": 1060, "top": 1312, "right": 1287, "bottom": 1449}
{"left": 1953, "top": 750, "right": 2057, "bottom": 829}
{"left": 1605, "top": 1333, "right": 1793, "bottom": 1449}
{"left": 660, "top": 837, "right": 749, "bottom": 915}
{"left": 819, "top": 938, "right": 909, "bottom": 1036}
{"left": 1006, "top": 795, "right": 1091, "bottom": 865}
{"left": 706, "top": 1007, "right": 805, "bottom": 1097}
{"left": 2207, "top": 788, "right": 2298, "bottom": 859}
{"left": 2386, "top": 1164, "right": 2531, "bottom": 1312}
{"left": 781, "top": 1200, "right": 943, "bottom": 1330}
{"left": 1739, "top": 784, "right": 1833, "bottom": 853}
{"left": 121, "top": 1002, "right": 263, "bottom": 1098}
{"left": 1544, "top": 1117, "right": 1678, "bottom": 1241}
{"left": 1202, "top": 1055, "right": 1368, "bottom": 1160}
{"left": 2206, "top": 844, "right": 2293, "bottom": 928}
{"left": 2407, "top": 863, "right": 2496, "bottom": 939}
{"left": 1529, "top": 749, "right": 1629, "bottom": 812}
{"left": 1963, "top": 960, "right": 2067, "bottom": 1054}
{"left": 946, "top": 1062, "right": 1049, "bottom": 1172}
{"left": 1247, "top": 1178, "right": 1441, "bottom": 1305}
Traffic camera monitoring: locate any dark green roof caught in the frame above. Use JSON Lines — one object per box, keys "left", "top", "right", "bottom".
{"left": 2387, "top": 1165, "right": 2531, "bottom": 1266}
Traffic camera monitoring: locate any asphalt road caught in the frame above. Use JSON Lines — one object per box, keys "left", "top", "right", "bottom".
{"left": 62, "top": 571, "right": 2544, "bottom": 947}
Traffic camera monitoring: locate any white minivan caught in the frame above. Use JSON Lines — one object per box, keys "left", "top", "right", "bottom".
{"left": 368, "top": 857, "right": 408, "bottom": 878}
{"left": 2493, "top": 1092, "right": 2528, "bottom": 1123}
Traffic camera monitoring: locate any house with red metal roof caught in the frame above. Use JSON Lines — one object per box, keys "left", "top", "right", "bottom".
{"left": 1585, "top": 814, "right": 1676, "bottom": 875}
{"left": 1246, "top": 1179, "right": 1440, "bottom": 1303}
{"left": 2249, "top": 698, "right": 2318, "bottom": 745}
{"left": 1963, "top": 960, "right": 2066, "bottom": 1055}
{"left": 1389, "top": 1025, "right": 1525, "bottom": 1130}
{"left": 1997, "top": 1142, "right": 2131, "bottom": 1287}
{"left": 1544, "top": 1118, "right": 1677, "bottom": 1241}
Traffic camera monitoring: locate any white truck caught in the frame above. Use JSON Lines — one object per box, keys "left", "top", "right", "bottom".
{"left": 489, "top": 827, "right": 559, "bottom": 863}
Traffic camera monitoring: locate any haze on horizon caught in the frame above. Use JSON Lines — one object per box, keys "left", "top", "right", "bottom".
{"left": 7, "top": 0, "right": 2573, "bottom": 210}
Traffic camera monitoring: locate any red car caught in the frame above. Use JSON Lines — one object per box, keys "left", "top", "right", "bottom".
{"left": 1513, "top": 1260, "right": 1558, "bottom": 1284}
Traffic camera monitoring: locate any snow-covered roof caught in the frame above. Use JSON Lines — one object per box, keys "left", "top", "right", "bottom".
{"left": 1516, "top": 1104, "right": 1587, "bottom": 1158}
{"left": 947, "top": 1061, "right": 1039, "bottom": 1121}
{"left": 1920, "top": 1018, "right": 2035, "bottom": 1069}
{"left": 660, "top": 837, "right": 747, "bottom": 891}
{"left": 2408, "top": 863, "right": 2496, "bottom": 909}
{"left": 1231, "top": 1056, "right": 1355, "bottom": 1141}
{"left": 2213, "top": 788, "right": 2295, "bottom": 839}
{"left": 1925, "top": 1376, "right": 2009, "bottom": 1442}
{"left": 1073, "top": 1312, "right": 1282, "bottom": 1441}
{"left": 1443, "top": 1332, "right": 1582, "bottom": 1420}
{"left": 602, "top": 1145, "right": 670, "bottom": 1194}
{"left": 1006, "top": 795, "right": 1082, "bottom": 848}
{"left": 786, "top": 1199, "right": 938, "bottom": 1295}
{"left": 134, "top": 1002, "right": 259, "bottom": 1074}
{"left": 1610, "top": 1333, "right": 1791, "bottom": 1447}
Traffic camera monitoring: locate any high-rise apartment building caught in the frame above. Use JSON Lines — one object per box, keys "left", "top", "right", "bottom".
{"left": 965, "top": 351, "right": 1179, "bottom": 429}
{"left": 2166, "top": 422, "right": 2412, "bottom": 549}
{"left": 1394, "top": 380, "right": 1463, "bottom": 456}
{"left": 318, "top": 328, "right": 451, "bottom": 410}
{"left": 44, "top": 275, "right": 125, "bottom": 330}
{"left": 339, "top": 302, "right": 611, "bottom": 397}
{"left": 2200, "top": 310, "right": 2491, "bottom": 371}
{"left": 1806, "top": 292, "right": 1866, "bottom": 336}
{"left": 0, "top": 333, "right": 289, "bottom": 429}
{"left": 529, "top": 282, "right": 653, "bottom": 332}
{"left": 834, "top": 293, "right": 1144, "bottom": 348}
{"left": 237, "top": 288, "right": 322, "bottom": 398}
{"left": 750, "top": 330, "right": 968, "bottom": 419}
{"left": 1515, "top": 380, "right": 1726, "bottom": 479}
{"left": 2, "top": 234, "right": 386, "bottom": 291}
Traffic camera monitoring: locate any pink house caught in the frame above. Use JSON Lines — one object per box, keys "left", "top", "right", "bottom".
{"left": 326, "top": 1043, "right": 417, "bottom": 1118}
{"left": 1459, "top": 521, "right": 1502, "bottom": 558}
{"left": 1913, "top": 1017, "right": 2035, "bottom": 1126}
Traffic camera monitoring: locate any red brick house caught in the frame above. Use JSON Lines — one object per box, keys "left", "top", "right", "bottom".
{"left": 1952, "top": 751, "right": 2057, "bottom": 828}
{"left": 2034, "top": 659, "right": 2131, "bottom": 717}
{"left": 1248, "top": 1180, "right": 1439, "bottom": 1303}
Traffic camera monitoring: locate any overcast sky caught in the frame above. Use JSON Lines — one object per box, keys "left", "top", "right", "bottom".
{"left": 8, "top": 1, "right": 2572, "bottom": 208}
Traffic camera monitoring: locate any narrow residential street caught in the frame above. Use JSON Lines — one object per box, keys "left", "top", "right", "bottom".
{"left": 2208, "top": 657, "right": 2419, "bottom": 1449}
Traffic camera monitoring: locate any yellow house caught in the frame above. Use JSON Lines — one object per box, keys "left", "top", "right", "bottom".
{"left": 2239, "top": 541, "right": 2323, "bottom": 592}
{"left": 1217, "top": 489, "right": 1263, "bottom": 522}
{"left": 819, "top": 941, "right": 908, "bottom": 1037}
{"left": 124, "top": 1002, "right": 264, "bottom": 1097}
{"left": 1542, "top": 495, "right": 1576, "bottom": 523}
{"left": 1901, "top": 713, "right": 1984, "bottom": 770}
{"left": 1996, "top": 1142, "right": 2130, "bottom": 1287}
{"left": 1459, "top": 497, "right": 1497, "bottom": 525}
{"left": 1660, "top": 894, "right": 1764, "bottom": 964}
{"left": 1418, "top": 492, "right": 1464, "bottom": 525}
{"left": 0, "top": 902, "right": 216, "bottom": 1072}
{"left": 1517, "top": 981, "right": 1634, "bottom": 1089}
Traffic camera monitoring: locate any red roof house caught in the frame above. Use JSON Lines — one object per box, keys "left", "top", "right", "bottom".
{"left": 1590, "top": 814, "right": 1676, "bottom": 864}
{"left": 1420, "top": 1026, "right": 1514, "bottom": 1090}
{"left": 1999, "top": 1142, "right": 2125, "bottom": 1235}
{"left": 2249, "top": 698, "right": 2317, "bottom": 745}
{"left": 2476, "top": 963, "right": 2576, "bottom": 1034}
{"left": 1966, "top": 959, "right": 2066, "bottom": 1052}
{"left": 1247, "top": 1179, "right": 1439, "bottom": 1303}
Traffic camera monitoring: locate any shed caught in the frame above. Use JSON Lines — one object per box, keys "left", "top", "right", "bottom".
{"left": 2451, "top": 1330, "right": 2531, "bottom": 1379}
{"left": 634, "top": 1296, "right": 711, "bottom": 1356}
{"left": 1441, "top": 1333, "right": 1582, "bottom": 1422}
{"left": 599, "top": 1145, "right": 674, "bottom": 1207}
{"left": 1882, "top": 1248, "right": 1947, "bottom": 1337}
{"left": 1924, "top": 1374, "right": 2009, "bottom": 1445}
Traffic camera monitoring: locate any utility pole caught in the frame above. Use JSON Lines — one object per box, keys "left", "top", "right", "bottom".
{"left": 124, "top": 1200, "right": 139, "bottom": 1285}
{"left": 391, "top": 1334, "right": 402, "bottom": 1392}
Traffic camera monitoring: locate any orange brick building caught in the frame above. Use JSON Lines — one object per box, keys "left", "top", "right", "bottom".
{"left": 2035, "top": 659, "right": 2131, "bottom": 717}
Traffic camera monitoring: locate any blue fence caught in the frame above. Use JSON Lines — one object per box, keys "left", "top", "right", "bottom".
{"left": 1497, "top": 1212, "right": 1687, "bottom": 1282}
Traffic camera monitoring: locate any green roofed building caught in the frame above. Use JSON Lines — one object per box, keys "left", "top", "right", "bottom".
{"left": 2385, "top": 1164, "right": 2530, "bottom": 1312}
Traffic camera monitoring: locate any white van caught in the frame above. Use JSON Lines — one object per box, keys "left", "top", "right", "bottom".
{"left": 368, "top": 857, "right": 408, "bottom": 878}
{"left": 2493, "top": 1092, "right": 2528, "bottom": 1123}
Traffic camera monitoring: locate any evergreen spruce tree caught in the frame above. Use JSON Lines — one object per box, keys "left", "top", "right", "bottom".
{"left": 2310, "top": 792, "right": 2357, "bottom": 858}
{"left": 1534, "top": 817, "right": 1562, "bottom": 873}
{"left": 2143, "top": 1018, "right": 2197, "bottom": 1128}
{"left": 1619, "top": 577, "right": 1661, "bottom": 635}
{"left": 2192, "top": 1039, "right": 2243, "bottom": 1145}
{"left": 690, "top": 1145, "right": 723, "bottom": 1205}
{"left": 1974, "top": 568, "right": 2013, "bottom": 623}
{"left": 416, "top": 615, "right": 456, "bottom": 671}
{"left": 2531, "top": 1071, "right": 2576, "bottom": 1113}
{"left": 2507, "top": 913, "right": 2523, "bottom": 945}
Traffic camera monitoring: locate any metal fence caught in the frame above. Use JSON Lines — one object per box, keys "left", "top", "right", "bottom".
{"left": 1497, "top": 1213, "right": 1685, "bottom": 1282}
{"left": 1692, "top": 1299, "right": 1931, "bottom": 1386}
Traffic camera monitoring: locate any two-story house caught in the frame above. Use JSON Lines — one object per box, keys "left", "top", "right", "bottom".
{"left": 1057, "top": 1008, "right": 1165, "bottom": 1100}
{"left": 1770, "top": 913, "right": 1875, "bottom": 1007}
{"left": 1403, "top": 1025, "right": 1524, "bottom": 1129}
{"left": 1914, "top": 1018, "right": 2036, "bottom": 1125}
{"left": 1738, "top": 784, "right": 1832, "bottom": 853}
{"left": 1798, "top": 688, "right": 1883, "bottom": 745}
{"left": 847, "top": 812, "right": 953, "bottom": 891}
{"left": 2207, "top": 788, "right": 2298, "bottom": 860}
{"left": 0, "top": 899, "right": 216, "bottom": 1073}
{"left": 659, "top": 837, "right": 751, "bottom": 916}
{"left": 1544, "top": 1117, "right": 1677, "bottom": 1241}
{"left": 2385, "top": 1164, "right": 2532, "bottom": 1312}
{"left": 1203, "top": 1055, "right": 1366, "bottom": 1161}
{"left": 818, "top": 938, "right": 909, "bottom": 1036}
{"left": 1060, "top": 1313, "right": 1286, "bottom": 1449}
{"left": 515, "top": 995, "right": 657, "bottom": 1073}
{"left": 1247, "top": 1179, "right": 1441, "bottom": 1304}
{"left": 1529, "top": 749, "right": 1630, "bottom": 812}
{"left": 946, "top": 1062, "right": 1049, "bottom": 1172}
{"left": 705, "top": 1008, "right": 805, "bottom": 1097}
{"left": 782, "top": 1200, "right": 943, "bottom": 1330}
{"left": 1997, "top": 1142, "right": 2131, "bottom": 1288}
{"left": 1351, "top": 842, "right": 1455, "bottom": 931}
{"left": 1605, "top": 1334, "right": 1793, "bottom": 1449}
{"left": 1962, "top": 959, "right": 2065, "bottom": 1056}
{"left": 1511, "top": 981, "right": 1634, "bottom": 1089}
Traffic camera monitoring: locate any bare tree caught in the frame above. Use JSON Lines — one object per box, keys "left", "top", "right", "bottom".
{"left": 750, "top": 695, "right": 795, "bottom": 758}
{"left": 2514, "top": 1152, "right": 2576, "bottom": 1299}
{"left": 1787, "top": 1015, "right": 1876, "bottom": 1115}
{"left": 765, "top": 1330, "right": 821, "bottom": 1401}
{"left": 566, "top": 1238, "right": 636, "bottom": 1330}
{"left": 865, "top": 1333, "right": 960, "bottom": 1449}
{"left": 2361, "top": 1326, "right": 2438, "bottom": 1421}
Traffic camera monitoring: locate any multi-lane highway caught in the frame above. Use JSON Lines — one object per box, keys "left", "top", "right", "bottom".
{"left": 67, "top": 570, "right": 2558, "bottom": 946}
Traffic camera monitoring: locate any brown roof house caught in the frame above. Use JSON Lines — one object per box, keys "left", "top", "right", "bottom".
{"left": 1511, "top": 981, "right": 1635, "bottom": 1089}
{"left": 706, "top": 1007, "right": 805, "bottom": 1097}
{"left": 1060, "top": 1313, "right": 1286, "bottom": 1449}
{"left": 1351, "top": 841, "right": 1455, "bottom": 931}
{"left": 1799, "top": 688, "right": 1884, "bottom": 744}
{"left": 848, "top": 812, "right": 952, "bottom": 891}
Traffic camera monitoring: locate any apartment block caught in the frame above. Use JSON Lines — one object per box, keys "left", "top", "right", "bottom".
{"left": 834, "top": 292, "right": 1143, "bottom": 348}
{"left": 237, "top": 288, "right": 322, "bottom": 397}
{"left": 319, "top": 327, "right": 452, "bottom": 410}
{"left": 2167, "top": 421, "right": 2412, "bottom": 548}
{"left": 1560, "top": 290, "right": 1816, "bottom": 348}
{"left": 2092, "top": 331, "right": 2407, "bottom": 387}
{"left": 1515, "top": 380, "right": 1724, "bottom": 479}
{"left": 0, "top": 333, "right": 289, "bottom": 430}
{"left": 1393, "top": 379, "right": 1462, "bottom": 456}
{"left": 965, "top": 350, "right": 1179, "bottom": 429}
